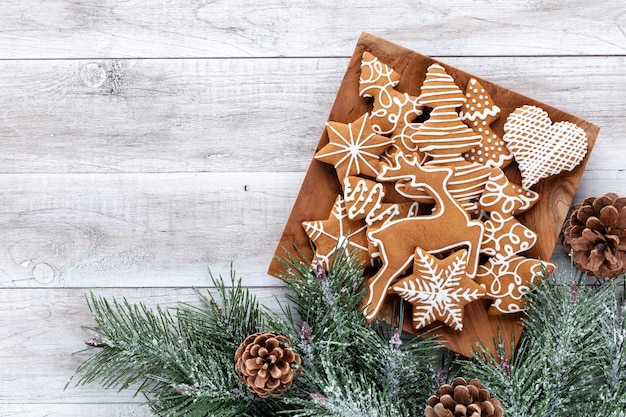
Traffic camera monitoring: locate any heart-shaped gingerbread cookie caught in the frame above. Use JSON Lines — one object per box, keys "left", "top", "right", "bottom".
{"left": 503, "top": 105, "right": 588, "bottom": 189}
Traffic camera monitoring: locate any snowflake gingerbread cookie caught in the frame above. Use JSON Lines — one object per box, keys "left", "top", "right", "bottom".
{"left": 315, "top": 113, "right": 393, "bottom": 180}
{"left": 390, "top": 247, "right": 486, "bottom": 331}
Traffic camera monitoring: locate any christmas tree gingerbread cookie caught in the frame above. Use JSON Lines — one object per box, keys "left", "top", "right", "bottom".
{"left": 410, "top": 64, "right": 493, "bottom": 213}
{"left": 359, "top": 52, "right": 422, "bottom": 135}
{"left": 413, "top": 64, "right": 482, "bottom": 159}
{"left": 478, "top": 170, "right": 540, "bottom": 216}
{"left": 460, "top": 78, "right": 513, "bottom": 169}
{"left": 476, "top": 255, "right": 555, "bottom": 314}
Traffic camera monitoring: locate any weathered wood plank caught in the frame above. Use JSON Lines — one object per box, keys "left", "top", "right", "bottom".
{"left": 0, "top": 56, "right": 623, "bottom": 173}
{"left": 0, "top": 287, "right": 286, "bottom": 404}
{"left": 0, "top": 173, "right": 303, "bottom": 288}
{"left": 0, "top": 3, "right": 624, "bottom": 414}
{"left": 0, "top": 169, "right": 622, "bottom": 289}
{"left": 0, "top": 58, "right": 338, "bottom": 173}
{"left": 1, "top": 1, "right": 625, "bottom": 58}
{"left": 0, "top": 404, "right": 152, "bottom": 417}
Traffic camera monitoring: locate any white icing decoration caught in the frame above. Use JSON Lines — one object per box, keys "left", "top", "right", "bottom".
{"left": 342, "top": 176, "right": 385, "bottom": 224}
{"left": 302, "top": 195, "right": 369, "bottom": 269}
{"left": 391, "top": 248, "right": 485, "bottom": 331}
{"left": 503, "top": 105, "right": 588, "bottom": 189}
{"left": 478, "top": 170, "right": 539, "bottom": 215}
{"left": 481, "top": 212, "right": 538, "bottom": 259}
{"left": 316, "top": 113, "right": 394, "bottom": 179}
{"left": 359, "top": 52, "right": 422, "bottom": 135}
{"left": 476, "top": 256, "right": 549, "bottom": 314}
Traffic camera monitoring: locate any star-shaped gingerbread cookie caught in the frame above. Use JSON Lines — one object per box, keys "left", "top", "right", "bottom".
{"left": 302, "top": 195, "right": 369, "bottom": 269}
{"left": 315, "top": 113, "right": 393, "bottom": 179}
{"left": 389, "top": 247, "right": 486, "bottom": 331}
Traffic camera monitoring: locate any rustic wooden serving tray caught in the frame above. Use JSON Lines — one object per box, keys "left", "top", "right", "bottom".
{"left": 268, "top": 32, "right": 599, "bottom": 359}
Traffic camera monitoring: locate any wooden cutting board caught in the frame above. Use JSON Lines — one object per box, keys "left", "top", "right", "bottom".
{"left": 268, "top": 32, "right": 599, "bottom": 359}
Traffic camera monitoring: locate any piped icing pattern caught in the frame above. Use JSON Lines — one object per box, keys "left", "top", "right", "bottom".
{"left": 302, "top": 195, "right": 369, "bottom": 269}
{"left": 390, "top": 248, "right": 486, "bottom": 331}
{"left": 460, "top": 78, "right": 513, "bottom": 168}
{"left": 478, "top": 170, "right": 539, "bottom": 216}
{"left": 476, "top": 255, "right": 555, "bottom": 315}
{"left": 503, "top": 105, "right": 588, "bottom": 190}
{"left": 315, "top": 113, "right": 393, "bottom": 179}
{"left": 359, "top": 51, "right": 422, "bottom": 135}
{"left": 412, "top": 64, "right": 482, "bottom": 157}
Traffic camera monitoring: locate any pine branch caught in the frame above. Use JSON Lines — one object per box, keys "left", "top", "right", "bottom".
{"left": 276, "top": 249, "right": 438, "bottom": 415}
{"left": 461, "top": 271, "right": 626, "bottom": 417}
{"left": 74, "top": 251, "right": 439, "bottom": 416}
{"left": 75, "top": 295, "right": 181, "bottom": 392}
{"left": 591, "top": 279, "right": 626, "bottom": 416}
{"left": 286, "top": 357, "right": 406, "bottom": 417}
{"left": 73, "top": 271, "right": 287, "bottom": 417}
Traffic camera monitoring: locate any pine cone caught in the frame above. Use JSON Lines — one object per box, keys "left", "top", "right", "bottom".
{"left": 234, "top": 331, "right": 301, "bottom": 397}
{"left": 563, "top": 193, "right": 626, "bottom": 279}
{"left": 425, "top": 377, "right": 503, "bottom": 417}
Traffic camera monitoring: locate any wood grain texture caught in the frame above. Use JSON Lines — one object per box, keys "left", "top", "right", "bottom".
{"left": 0, "top": 56, "right": 622, "bottom": 173}
{"left": 0, "top": 173, "right": 302, "bottom": 288}
{"left": 1, "top": 0, "right": 626, "bottom": 414}
{"left": 0, "top": 404, "right": 152, "bottom": 417}
{"left": 0, "top": 0, "right": 625, "bottom": 58}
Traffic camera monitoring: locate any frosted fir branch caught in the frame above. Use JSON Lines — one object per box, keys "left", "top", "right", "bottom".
{"left": 462, "top": 272, "right": 626, "bottom": 417}
{"left": 72, "top": 272, "right": 290, "bottom": 417}
{"left": 75, "top": 251, "right": 438, "bottom": 416}
{"left": 287, "top": 357, "right": 406, "bottom": 417}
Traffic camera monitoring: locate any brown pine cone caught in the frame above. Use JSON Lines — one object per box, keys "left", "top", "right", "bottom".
{"left": 425, "top": 377, "right": 503, "bottom": 417}
{"left": 563, "top": 193, "right": 626, "bottom": 279}
{"left": 234, "top": 331, "right": 301, "bottom": 397}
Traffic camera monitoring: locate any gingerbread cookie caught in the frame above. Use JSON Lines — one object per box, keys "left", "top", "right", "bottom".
{"left": 384, "top": 122, "right": 424, "bottom": 159}
{"left": 460, "top": 78, "right": 513, "bottom": 169}
{"left": 476, "top": 255, "right": 555, "bottom": 315}
{"left": 302, "top": 195, "right": 370, "bottom": 268}
{"left": 359, "top": 52, "right": 422, "bottom": 135}
{"left": 478, "top": 169, "right": 539, "bottom": 216}
{"left": 503, "top": 105, "right": 588, "bottom": 189}
{"left": 343, "top": 176, "right": 385, "bottom": 223}
{"left": 480, "top": 211, "right": 537, "bottom": 259}
{"left": 405, "top": 64, "right": 492, "bottom": 213}
{"left": 315, "top": 113, "right": 393, "bottom": 180}
{"left": 390, "top": 157, "right": 493, "bottom": 214}
{"left": 367, "top": 201, "right": 420, "bottom": 260}
{"left": 433, "top": 160, "right": 493, "bottom": 213}
{"left": 359, "top": 51, "right": 401, "bottom": 97}
{"left": 363, "top": 153, "right": 484, "bottom": 321}
{"left": 390, "top": 247, "right": 486, "bottom": 331}
{"left": 412, "top": 63, "right": 482, "bottom": 158}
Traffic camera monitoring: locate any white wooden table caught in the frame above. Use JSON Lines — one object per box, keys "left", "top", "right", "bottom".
{"left": 0, "top": 1, "right": 624, "bottom": 415}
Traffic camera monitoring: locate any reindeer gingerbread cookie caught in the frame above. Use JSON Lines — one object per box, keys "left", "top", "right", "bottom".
{"left": 363, "top": 153, "right": 485, "bottom": 321}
